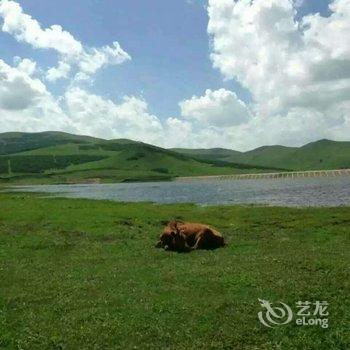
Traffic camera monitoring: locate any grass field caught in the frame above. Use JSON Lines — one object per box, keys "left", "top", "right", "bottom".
{"left": 0, "top": 193, "right": 349, "bottom": 349}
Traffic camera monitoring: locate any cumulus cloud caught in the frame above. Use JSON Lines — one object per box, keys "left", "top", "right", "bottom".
{"left": 161, "top": 116, "right": 235, "bottom": 149}
{"left": 0, "top": 0, "right": 82, "bottom": 55}
{"left": 294, "top": 0, "right": 304, "bottom": 7}
{"left": 116, "top": 0, "right": 349, "bottom": 150}
{"left": 0, "top": 58, "right": 46, "bottom": 110}
{"left": 180, "top": 88, "right": 250, "bottom": 127}
{"left": 1, "top": 0, "right": 350, "bottom": 151}
{"left": 165, "top": 117, "right": 194, "bottom": 147}
{"left": 205, "top": 0, "right": 350, "bottom": 148}
{"left": 14, "top": 57, "right": 37, "bottom": 76}
{"left": 1, "top": 56, "right": 337, "bottom": 150}
{"left": 0, "top": 58, "right": 73, "bottom": 132}
{"left": 46, "top": 61, "right": 71, "bottom": 82}
{"left": 78, "top": 42, "right": 130, "bottom": 75}
{"left": 0, "top": 0, "right": 130, "bottom": 82}
{"left": 64, "top": 88, "right": 164, "bottom": 143}
{"left": 0, "top": 60, "right": 227, "bottom": 148}
{"left": 0, "top": 1, "right": 180, "bottom": 146}
{"left": 0, "top": 59, "right": 166, "bottom": 144}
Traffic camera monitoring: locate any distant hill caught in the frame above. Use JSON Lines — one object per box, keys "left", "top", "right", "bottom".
{"left": 0, "top": 132, "right": 274, "bottom": 184}
{"left": 171, "top": 147, "right": 242, "bottom": 160}
{"left": 0, "top": 131, "right": 101, "bottom": 155}
{"left": 2, "top": 132, "right": 348, "bottom": 184}
{"left": 173, "top": 139, "right": 350, "bottom": 171}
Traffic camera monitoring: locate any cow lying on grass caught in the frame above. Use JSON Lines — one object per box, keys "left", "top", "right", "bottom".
{"left": 156, "top": 220, "right": 226, "bottom": 252}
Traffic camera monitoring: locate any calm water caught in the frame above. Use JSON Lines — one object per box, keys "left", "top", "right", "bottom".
{"left": 9, "top": 176, "right": 350, "bottom": 207}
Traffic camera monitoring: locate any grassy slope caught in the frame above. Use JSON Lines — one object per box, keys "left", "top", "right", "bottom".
{"left": 0, "top": 193, "right": 349, "bottom": 349}
{"left": 2, "top": 133, "right": 350, "bottom": 183}
{"left": 286, "top": 140, "right": 350, "bottom": 170}
{"left": 0, "top": 131, "right": 101, "bottom": 155}
{"left": 171, "top": 147, "right": 242, "bottom": 160}
{"left": 173, "top": 139, "right": 350, "bottom": 171}
{"left": 0, "top": 133, "right": 271, "bottom": 184}
{"left": 227, "top": 145, "right": 298, "bottom": 168}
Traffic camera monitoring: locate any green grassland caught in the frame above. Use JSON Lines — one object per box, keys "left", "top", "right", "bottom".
{"left": 173, "top": 139, "right": 350, "bottom": 171}
{"left": 0, "top": 193, "right": 349, "bottom": 349}
{"left": 0, "top": 131, "right": 100, "bottom": 155}
{"left": 0, "top": 132, "right": 275, "bottom": 184}
{"left": 1, "top": 132, "right": 350, "bottom": 184}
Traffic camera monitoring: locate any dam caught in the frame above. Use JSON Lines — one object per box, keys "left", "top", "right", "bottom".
{"left": 176, "top": 169, "right": 350, "bottom": 182}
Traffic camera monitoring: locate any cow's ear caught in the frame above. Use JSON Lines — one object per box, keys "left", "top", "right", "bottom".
{"left": 169, "top": 220, "right": 178, "bottom": 230}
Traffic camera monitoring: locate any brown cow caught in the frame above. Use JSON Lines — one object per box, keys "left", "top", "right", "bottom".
{"left": 155, "top": 220, "right": 226, "bottom": 252}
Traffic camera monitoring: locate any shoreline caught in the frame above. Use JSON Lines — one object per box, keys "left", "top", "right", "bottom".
{"left": 2, "top": 168, "right": 350, "bottom": 186}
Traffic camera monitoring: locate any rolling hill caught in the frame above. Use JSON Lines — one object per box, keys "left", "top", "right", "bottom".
{"left": 0, "top": 131, "right": 100, "bottom": 155}
{"left": 171, "top": 147, "right": 241, "bottom": 160}
{"left": 1, "top": 132, "right": 348, "bottom": 184}
{"left": 172, "top": 139, "right": 350, "bottom": 171}
{"left": 0, "top": 132, "right": 273, "bottom": 184}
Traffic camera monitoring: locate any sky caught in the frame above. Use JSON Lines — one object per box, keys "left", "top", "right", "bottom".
{"left": 0, "top": 0, "right": 349, "bottom": 151}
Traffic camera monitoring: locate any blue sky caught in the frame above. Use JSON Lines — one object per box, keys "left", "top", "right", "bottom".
{"left": 0, "top": 0, "right": 348, "bottom": 150}
{"left": 2, "top": 0, "right": 328, "bottom": 118}
{"left": 2, "top": 0, "right": 230, "bottom": 118}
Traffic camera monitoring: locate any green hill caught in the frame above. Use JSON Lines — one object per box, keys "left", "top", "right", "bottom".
{"left": 171, "top": 147, "right": 242, "bottom": 160}
{"left": 0, "top": 131, "right": 103, "bottom": 156}
{"left": 0, "top": 132, "right": 271, "bottom": 184}
{"left": 173, "top": 139, "right": 350, "bottom": 171}
{"left": 285, "top": 139, "right": 350, "bottom": 170}
{"left": 2, "top": 133, "right": 348, "bottom": 184}
{"left": 225, "top": 145, "right": 298, "bottom": 169}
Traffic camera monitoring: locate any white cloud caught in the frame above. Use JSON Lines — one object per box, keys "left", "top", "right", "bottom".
{"left": 203, "top": 0, "right": 350, "bottom": 149}
{"left": 0, "top": 0, "right": 130, "bottom": 81}
{"left": 0, "top": 60, "right": 164, "bottom": 143}
{"left": 180, "top": 88, "right": 250, "bottom": 127}
{"left": 1, "top": 0, "right": 350, "bottom": 151}
{"left": 46, "top": 61, "right": 71, "bottom": 82}
{"left": 164, "top": 117, "right": 194, "bottom": 147}
{"left": 0, "top": 0, "right": 82, "bottom": 55}
{"left": 1, "top": 57, "right": 339, "bottom": 150}
{"left": 63, "top": 88, "right": 164, "bottom": 144}
{"left": 0, "top": 58, "right": 46, "bottom": 110}
{"left": 0, "top": 58, "right": 73, "bottom": 132}
{"left": 164, "top": 116, "right": 231, "bottom": 148}
{"left": 294, "top": 0, "right": 304, "bottom": 8}
{"left": 14, "top": 57, "right": 37, "bottom": 76}
{"left": 78, "top": 42, "right": 130, "bottom": 75}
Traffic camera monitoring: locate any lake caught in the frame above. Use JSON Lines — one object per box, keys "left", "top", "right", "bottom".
{"left": 9, "top": 176, "right": 350, "bottom": 207}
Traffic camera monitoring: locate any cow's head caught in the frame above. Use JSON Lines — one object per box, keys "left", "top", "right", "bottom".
{"left": 155, "top": 221, "right": 179, "bottom": 250}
